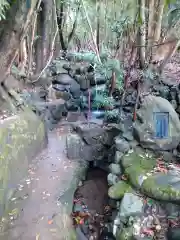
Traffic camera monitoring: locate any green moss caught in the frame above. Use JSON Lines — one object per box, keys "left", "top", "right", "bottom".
{"left": 116, "top": 227, "right": 133, "bottom": 240}
{"left": 122, "top": 151, "right": 156, "bottom": 170}
{"left": 122, "top": 151, "right": 156, "bottom": 189}
{"left": 108, "top": 181, "right": 132, "bottom": 200}
{"left": 70, "top": 229, "right": 77, "bottom": 240}
{"left": 122, "top": 150, "right": 180, "bottom": 202}
{"left": 141, "top": 176, "right": 180, "bottom": 201}
{"left": 0, "top": 109, "right": 46, "bottom": 213}
{"left": 37, "top": 121, "right": 45, "bottom": 142}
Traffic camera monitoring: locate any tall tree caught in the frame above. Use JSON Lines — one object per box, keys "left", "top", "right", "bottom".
{"left": 0, "top": 0, "right": 39, "bottom": 83}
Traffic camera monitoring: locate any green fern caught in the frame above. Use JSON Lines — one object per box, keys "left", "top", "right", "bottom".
{"left": 105, "top": 109, "right": 119, "bottom": 119}
{"left": 92, "top": 93, "right": 115, "bottom": 109}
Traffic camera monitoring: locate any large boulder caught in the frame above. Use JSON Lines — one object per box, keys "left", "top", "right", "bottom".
{"left": 66, "top": 131, "right": 109, "bottom": 162}
{"left": 108, "top": 181, "right": 132, "bottom": 200}
{"left": 133, "top": 95, "right": 180, "bottom": 150}
{"left": 55, "top": 73, "right": 81, "bottom": 98}
{"left": 118, "top": 192, "right": 144, "bottom": 219}
{"left": 51, "top": 59, "right": 69, "bottom": 74}
{"left": 74, "top": 74, "right": 90, "bottom": 91}
{"left": 122, "top": 149, "right": 180, "bottom": 203}
{"left": 66, "top": 133, "right": 84, "bottom": 160}
{"left": 73, "top": 122, "right": 119, "bottom": 146}
{"left": 35, "top": 99, "right": 67, "bottom": 130}
{"left": 89, "top": 72, "right": 107, "bottom": 86}
{"left": 70, "top": 122, "right": 119, "bottom": 161}
{"left": 79, "top": 143, "right": 109, "bottom": 161}
{"left": 108, "top": 163, "right": 121, "bottom": 175}
{"left": 141, "top": 170, "right": 180, "bottom": 202}
{"left": 66, "top": 122, "right": 119, "bottom": 162}
{"left": 115, "top": 137, "right": 130, "bottom": 153}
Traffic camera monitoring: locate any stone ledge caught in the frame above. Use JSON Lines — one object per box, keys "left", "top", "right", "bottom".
{"left": 0, "top": 108, "right": 46, "bottom": 216}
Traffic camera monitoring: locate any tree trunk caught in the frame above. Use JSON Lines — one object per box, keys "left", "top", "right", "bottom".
{"left": 35, "top": 0, "right": 53, "bottom": 73}
{"left": 51, "top": 1, "right": 60, "bottom": 58}
{"left": 56, "top": 0, "right": 80, "bottom": 53}
{"left": 19, "top": 38, "right": 28, "bottom": 73}
{"left": 35, "top": 2, "right": 44, "bottom": 73}
{"left": 147, "top": 0, "right": 155, "bottom": 61}
{"left": 153, "top": 0, "right": 165, "bottom": 43}
{"left": 0, "top": 0, "right": 38, "bottom": 83}
{"left": 137, "top": 0, "right": 146, "bottom": 68}
{"left": 57, "top": 0, "right": 67, "bottom": 51}
{"left": 67, "top": 5, "right": 80, "bottom": 46}
{"left": 42, "top": 0, "right": 53, "bottom": 67}
{"left": 96, "top": 0, "right": 100, "bottom": 52}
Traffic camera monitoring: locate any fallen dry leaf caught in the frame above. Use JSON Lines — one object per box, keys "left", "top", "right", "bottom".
{"left": 48, "top": 219, "right": 53, "bottom": 225}
{"left": 8, "top": 208, "right": 19, "bottom": 216}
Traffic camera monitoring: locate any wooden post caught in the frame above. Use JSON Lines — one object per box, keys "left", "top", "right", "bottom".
{"left": 88, "top": 89, "right": 91, "bottom": 122}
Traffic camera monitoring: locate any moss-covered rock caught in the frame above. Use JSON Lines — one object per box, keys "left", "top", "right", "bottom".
{"left": 133, "top": 95, "right": 180, "bottom": 151}
{"left": 122, "top": 150, "right": 156, "bottom": 189}
{"left": 0, "top": 108, "right": 46, "bottom": 216}
{"left": 70, "top": 229, "right": 77, "bottom": 240}
{"left": 122, "top": 150, "right": 180, "bottom": 202}
{"left": 108, "top": 181, "right": 132, "bottom": 200}
{"left": 116, "top": 227, "right": 134, "bottom": 240}
{"left": 141, "top": 173, "right": 180, "bottom": 202}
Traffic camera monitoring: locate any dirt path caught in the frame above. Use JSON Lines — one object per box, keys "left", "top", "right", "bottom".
{"left": 0, "top": 122, "right": 86, "bottom": 240}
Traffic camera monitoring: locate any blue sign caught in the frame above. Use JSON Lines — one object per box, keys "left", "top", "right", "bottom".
{"left": 153, "top": 112, "right": 169, "bottom": 139}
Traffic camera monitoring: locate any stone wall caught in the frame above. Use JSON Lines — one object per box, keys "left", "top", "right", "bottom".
{"left": 48, "top": 56, "right": 180, "bottom": 239}
{"left": 0, "top": 108, "right": 46, "bottom": 216}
